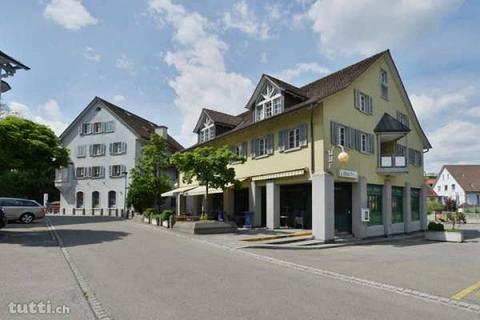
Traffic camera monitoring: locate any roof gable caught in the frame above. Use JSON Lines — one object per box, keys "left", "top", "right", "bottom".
{"left": 374, "top": 113, "right": 411, "bottom": 133}
{"left": 441, "top": 165, "right": 480, "bottom": 192}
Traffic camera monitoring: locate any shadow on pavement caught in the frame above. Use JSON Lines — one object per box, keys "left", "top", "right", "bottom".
{"left": 47, "top": 215, "right": 126, "bottom": 227}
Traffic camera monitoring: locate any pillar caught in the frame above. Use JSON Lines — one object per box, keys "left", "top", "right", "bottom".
{"left": 383, "top": 181, "right": 392, "bottom": 236}
{"left": 223, "top": 188, "right": 235, "bottom": 219}
{"left": 403, "top": 183, "right": 412, "bottom": 233}
{"left": 266, "top": 180, "right": 280, "bottom": 229}
{"left": 420, "top": 185, "right": 427, "bottom": 230}
{"left": 352, "top": 176, "right": 368, "bottom": 239}
{"left": 249, "top": 181, "right": 262, "bottom": 227}
{"left": 176, "top": 193, "right": 185, "bottom": 215}
{"left": 312, "top": 173, "right": 335, "bottom": 242}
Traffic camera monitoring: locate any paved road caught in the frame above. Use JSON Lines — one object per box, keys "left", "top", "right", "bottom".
{"left": 1, "top": 217, "right": 478, "bottom": 319}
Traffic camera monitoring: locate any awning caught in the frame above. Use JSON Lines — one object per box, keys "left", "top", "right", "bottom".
{"left": 183, "top": 186, "right": 224, "bottom": 196}
{"left": 161, "top": 186, "right": 196, "bottom": 197}
{"left": 252, "top": 169, "right": 305, "bottom": 181}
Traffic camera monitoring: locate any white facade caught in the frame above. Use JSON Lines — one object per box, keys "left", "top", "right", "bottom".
{"left": 433, "top": 167, "right": 480, "bottom": 205}
{"left": 55, "top": 98, "right": 177, "bottom": 211}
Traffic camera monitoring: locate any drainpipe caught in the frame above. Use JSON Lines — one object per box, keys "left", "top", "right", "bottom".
{"left": 309, "top": 104, "right": 315, "bottom": 174}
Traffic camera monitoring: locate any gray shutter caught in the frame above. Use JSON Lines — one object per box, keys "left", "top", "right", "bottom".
{"left": 122, "top": 142, "right": 127, "bottom": 154}
{"left": 109, "top": 143, "right": 113, "bottom": 155}
{"left": 242, "top": 142, "right": 247, "bottom": 157}
{"left": 108, "top": 165, "right": 112, "bottom": 177}
{"left": 355, "top": 130, "right": 361, "bottom": 151}
{"left": 89, "top": 145, "right": 93, "bottom": 156}
{"left": 101, "top": 144, "right": 106, "bottom": 155}
{"left": 367, "top": 95, "right": 373, "bottom": 114}
{"left": 299, "top": 123, "right": 307, "bottom": 146}
{"left": 278, "top": 130, "right": 286, "bottom": 152}
{"left": 367, "top": 134, "right": 374, "bottom": 154}
{"left": 345, "top": 127, "right": 353, "bottom": 149}
{"left": 250, "top": 139, "right": 257, "bottom": 158}
{"left": 353, "top": 89, "right": 359, "bottom": 109}
{"left": 330, "top": 121, "right": 338, "bottom": 145}
{"left": 266, "top": 134, "right": 274, "bottom": 155}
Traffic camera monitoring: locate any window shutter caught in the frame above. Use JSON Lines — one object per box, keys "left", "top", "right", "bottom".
{"left": 241, "top": 142, "right": 247, "bottom": 157}
{"left": 355, "top": 130, "right": 361, "bottom": 152}
{"left": 354, "top": 89, "right": 359, "bottom": 109}
{"left": 87, "top": 124, "right": 92, "bottom": 134}
{"left": 101, "top": 144, "right": 106, "bottom": 155}
{"left": 299, "top": 123, "right": 308, "bottom": 146}
{"left": 108, "top": 165, "right": 112, "bottom": 177}
{"left": 345, "top": 127, "right": 352, "bottom": 149}
{"left": 250, "top": 139, "right": 257, "bottom": 158}
{"left": 122, "top": 142, "right": 127, "bottom": 154}
{"left": 101, "top": 167, "right": 105, "bottom": 178}
{"left": 330, "top": 121, "right": 338, "bottom": 145}
{"left": 266, "top": 134, "right": 274, "bottom": 155}
{"left": 122, "top": 165, "right": 127, "bottom": 174}
{"left": 367, "top": 96, "right": 373, "bottom": 114}
{"left": 89, "top": 145, "right": 93, "bottom": 156}
{"left": 278, "top": 130, "right": 286, "bottom": 152}
{"left": 109, "top": 143, "right": 113, "bottom": 155}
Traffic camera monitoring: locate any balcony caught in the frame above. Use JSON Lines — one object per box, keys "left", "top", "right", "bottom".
{"left": 377, "top": 155, "right": 408, "bottom": 175}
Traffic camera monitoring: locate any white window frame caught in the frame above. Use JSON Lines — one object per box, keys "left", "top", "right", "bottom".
{"left": 287, "top": 127, "right": 300, "bottom": 150}
{"left": 338, "top": 126, "right": 346, "bottom": 146}
{"left": 257, "top": 137, "right": 267, "bottom": 156}
{"left": 91, "top": 166, "right": 104, "bottom": 178}
{"left": 77, "top": 145, "right": 87, "bottom": 158}
{"left": 265, "top": 101, "right": 272, "bottom": 118}
{"left": 104, "top": 121, "right": 114, "bottom": 133}
{"left": 81, "top": 123, "right": 91, "bottom": 135}
{"left": 110, "top": 165, "right": 123, "bottom": 177}
{"left": 359, "top": 92, "right": 368, "bottom": 112}
{"left": 200, "top": 122, "right": 214, "bottom": 143}
{"left": 255, "top": 105, "right": 264, "bottom": 121}
{"left": 76, "top": 167, "right": 86, "bottom": 178}
{"left": 91, "top": 144, "right": 105, "bottom": 157}
{"left": 93, "top": 122, "right": 103, "bottom": 134}
{"left": 255, "top": 82, "right": 283, "bottom": 122}
{"left": 111, "top": 142, "right": 125, "bottom": 155}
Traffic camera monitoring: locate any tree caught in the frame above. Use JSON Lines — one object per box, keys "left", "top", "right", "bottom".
{"left": 170, "top": 145, "right": 245, "bottom": 219}
{"left": 0, "top": 116, "right": 69, "bottom": 202}
{"left": 128, "top": 133, "right": 172, "bottom": 213}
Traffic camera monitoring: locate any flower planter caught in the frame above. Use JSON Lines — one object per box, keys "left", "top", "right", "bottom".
{"left": 162, "top": 220, "right": 169, "bottom": 228}
{"left": 151, "top": 218, "right": 158, "bottom": 226}
{"left": 425, "top": 230, "right": 463, "bottom": 243}
{"left": 143, "top": 217, "right": 150, "bottom": 224}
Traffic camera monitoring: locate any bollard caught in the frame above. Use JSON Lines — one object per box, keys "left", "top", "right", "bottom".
{"left": 82, "top": 208, "right": 86, "bottom": 216}
{"left": 101, "top": 208, "right": 104, "bottom": 216}
{"left": 62, "top": 208, "right": 66, "bottom": 215}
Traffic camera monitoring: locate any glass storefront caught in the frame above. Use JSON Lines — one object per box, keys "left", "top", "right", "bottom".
{"left": 411, "top": 188, "right": 420, "bottom": 221}
{"left": 392, "top": 187, "right": 404, "bottom": 223}
{"left": 367, "top": 184, "right": 383, "bottom": 226}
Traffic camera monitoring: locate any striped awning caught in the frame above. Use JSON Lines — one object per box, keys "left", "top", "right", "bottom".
{"left": 161, "top": 185, "right": 196, "bottom": 197}
{"left": 251, "top": 169, "right": 306, "bottom": 182}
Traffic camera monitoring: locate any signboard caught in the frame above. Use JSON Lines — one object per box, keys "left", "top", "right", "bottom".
{"left": 338, "top": 169, "right": 358, "bottom": 180}
{"left": 43, "top": 193, "right": 48, "bottom": 207}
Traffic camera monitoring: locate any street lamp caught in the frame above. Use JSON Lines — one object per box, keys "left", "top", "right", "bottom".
{"left": 328, "top": 144, "right": 349, "bottom": 169}
{"left": 122, "top": 171, "right": 128, "bottom": 211}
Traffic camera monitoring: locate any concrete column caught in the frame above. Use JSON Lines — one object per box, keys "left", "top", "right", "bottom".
{"left": 403, "top": 183, "right": 412, "bottom": 233}
{"left": 176, "top": 194, "right": 182, "bottom": 215}
{"left": 352, "top": 176, "right": 368, "bottom": 239}
{"left": 383, "top": 181, "right": 392, "bottom": 236}
{"left": 223, "top": 188, "right": 235, "bottom": 219}
{"left": 249, "top": 181, "right": 262, "bottom": 227}
{"left": 312, "top": 173, "right": 335, "bottom": 242}
{"left": 420, "top": 185, "right": 427, "bottom": 230}
{"left": 266, "top": 180, "right": 280, "bottom": 229}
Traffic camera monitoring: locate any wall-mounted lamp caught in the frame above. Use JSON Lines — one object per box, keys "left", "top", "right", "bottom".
{"left": 328, "top": 144, "right": 349, "bottom": 169}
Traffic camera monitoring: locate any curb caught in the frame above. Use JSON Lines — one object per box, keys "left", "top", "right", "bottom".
{"left": 46, "top": 218, "right": 113, "bottom": 320}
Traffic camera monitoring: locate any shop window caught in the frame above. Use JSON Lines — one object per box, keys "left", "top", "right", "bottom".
{"left": 411, "top": 188, "right": 420, "bottom": 221}
{"left": 367, "top": 184, "right": 383, "bottom": 226}
{"left": 392, "top": 187, "right": 404, "bottom": 223}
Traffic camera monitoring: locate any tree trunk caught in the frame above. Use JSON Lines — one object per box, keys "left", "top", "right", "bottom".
{"left": 204, "top": 184, "right": 209, "bottom": 218}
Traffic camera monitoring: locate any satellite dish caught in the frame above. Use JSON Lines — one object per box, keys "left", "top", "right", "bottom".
{"left": 1, "top": 80, "right": 11, "bottom": 93}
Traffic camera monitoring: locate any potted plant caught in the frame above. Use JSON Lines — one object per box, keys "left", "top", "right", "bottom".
{"left": 425, "top": 213, "right": 464, "bottom": 243}
{"left": 160, "top": 209, "right": 174, "bottom": 227}
{"left": 143, "top": 208, "right": 157, "bottom": 224}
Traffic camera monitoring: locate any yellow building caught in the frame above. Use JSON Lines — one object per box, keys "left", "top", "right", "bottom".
{"left": 166, "top": 50, "right": 431, "bottom": 241}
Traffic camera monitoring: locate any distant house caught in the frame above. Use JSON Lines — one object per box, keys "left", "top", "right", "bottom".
{"left": 433, "top": 165, "right": 480, "bottom": 206}
{"left": 55, "top": 97, "right": 183, "bottom": 212}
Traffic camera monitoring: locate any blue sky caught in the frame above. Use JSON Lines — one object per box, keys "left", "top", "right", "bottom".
{"left": 1, "top": 0, "right": 480, "bottom": 173}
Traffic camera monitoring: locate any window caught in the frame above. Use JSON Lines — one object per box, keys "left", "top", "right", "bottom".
{"left": 232, "top": 142, "right": 247, "bottom": 157}
{"left": 92, "top": 191, "right": 100, "bottom": 209}
{"left": 338, "top": 126, "right": 346, "bottom": 146}
{"left": 272, "top": 97, "right": 282, "bottom": 114}
{"left": 279, "top": 124, "right": 307, "bottom": 152}
{"left": 90, "top": 144, "right": 105, "bottom": 157}
{"left": 367, "top": 184, "right": 383, "bottom": 226}
{"left": 396, "top": 111, "right": 409, "bottom": 128}
{"left": 80, "top": 123, "right": 91, "bottom": 135}
{"left": 108, "top": 191, "right": 116, "bottom": 209}
{"left": 251, "top": 134, "right": 273, "bottom": 158}
{"left": 91, "top": 166, "right": 104, "bottom": 178}
{"left": 110, "top": 142, "right": 126, "bottom": 155}
{"left": 408, "top": 148, "right": 423, "bottom": 167}
{"left": 411, "top": 188, "right": 420, "bottom": 221}
{"left": 392, "top": 187, "right": 404, "bottom": 223}
{"left": 452, "top": 184, "right": 456, "bottom": 191}
{"left": 265, "top": 101, "right": 272, "bottom": 118}
{"left": 255, "top": 105, "right": 264, "bottom": 121}
{"left": 199, "top": 123, "right": 215, "bottom": 143}
{"left": 380, "top": 69, "right": 388, "bottom": 99}
{"left": 255, "top": 82, "right": 283, "bottom": 122}
{"left": 360, "top": 133, "right": 367, "bottom": 152}
{"left": 287, "top": 128, "right": 300, "bottom": 149}
{"left": 76, "top": 167, "right": 87, "bottom": 178}
{"left": 93, "top": 122, "right": 103, "bottom": 134}
{"left": 77, "top": 145, "right": 87, "bottom": 158}
{"left": 258, "top": 137, "right": 266, "bottom": 156}
{"left": 104, "top": 121, "right": 114, "bottom": 133}
{"left": 76, "top": 192, "right": 84, "bottom": 208}
{"left": 444, "top": 185, "right": 448, "bottom": 191}
{"left": 17, "top": 200, "right": 40, "bottom": 207}
{"left": 109, "top": 165, "right": 126, "bottom": 178}
{"left": 437, "top": 186, "right": 440, "bottom": 192}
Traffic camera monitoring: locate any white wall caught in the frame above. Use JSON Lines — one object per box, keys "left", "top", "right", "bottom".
{"left": 433, "top": 168, "right": 466, "bottom": 204}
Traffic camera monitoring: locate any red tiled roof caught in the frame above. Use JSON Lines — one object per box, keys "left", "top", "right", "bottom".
{"left": 443, "top": 165, "right": 480, "bottom": 192}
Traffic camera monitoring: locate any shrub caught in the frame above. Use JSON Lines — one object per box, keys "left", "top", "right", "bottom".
{"left": 143, "top": 208, "right": 158, "bottom": 218}
{"left": 160, "top": 209, "right": 174, "bottom": 221}
{"left": 428, "top": 221, "right": 445, "bottom": 232}
{"left": 457, "top": 212, "right": 466, "bottom": 224}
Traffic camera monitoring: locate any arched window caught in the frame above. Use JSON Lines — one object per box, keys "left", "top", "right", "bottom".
{"left": 92, "top": 191, "right": 100, "bottom": 208}
{"left": 76, "top": 192, "right": 84, "bottom": 208}
{"left": 108, "top": 191, "right": 116, "bottom": 208}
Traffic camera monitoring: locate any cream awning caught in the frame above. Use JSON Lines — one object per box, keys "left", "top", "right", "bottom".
{"left": 183, "top": 185, "right": 224, "bottom": 196}
{"left": 251, "top": 169, "right": 306, "bottom": 182}
{"left": 161, "top": 186, "right": 196, "bottom": 197}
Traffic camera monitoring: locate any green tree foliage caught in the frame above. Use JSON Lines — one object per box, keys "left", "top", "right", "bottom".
{"left": 127, "top": 134, "right": 172, "bottom": 212}
{"left": 0, "top": 116, "right": 69, "bottom": 201}
{"left": 427, "top": 200, "right": 443, "bottom": 215}
{"left": 170, "top": 145, "right": 245, "bottom": 218}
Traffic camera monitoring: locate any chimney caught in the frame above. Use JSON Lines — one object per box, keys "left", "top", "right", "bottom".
{"left": 155, "top": 125, "right": 168, "bottom": 139}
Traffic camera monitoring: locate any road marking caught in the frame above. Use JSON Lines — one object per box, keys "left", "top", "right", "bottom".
{"left": 452, "top": 281, "right": 480, "bottom": 301}
{"left": 46, "top": 218, "right": 113, "bottom": 320}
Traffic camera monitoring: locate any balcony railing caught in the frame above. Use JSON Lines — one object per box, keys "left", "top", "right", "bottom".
{"left": 377, "top": 155, "right": 408, "bottom": 174}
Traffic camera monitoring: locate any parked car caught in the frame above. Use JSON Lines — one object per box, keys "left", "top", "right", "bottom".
{"left": 0, "top": 207, "right": 6, "bottom": 229}
{"left": 0, "top": 198, "right": 45, "bottom": 224}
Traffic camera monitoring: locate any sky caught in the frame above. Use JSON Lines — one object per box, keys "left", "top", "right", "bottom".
{"left": 1, "top": 0, "right": 480, "bottom": 173}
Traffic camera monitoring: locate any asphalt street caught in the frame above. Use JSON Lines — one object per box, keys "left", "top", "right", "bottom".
{"left": 0, "top": 216, "right": 478, "bottom": 320}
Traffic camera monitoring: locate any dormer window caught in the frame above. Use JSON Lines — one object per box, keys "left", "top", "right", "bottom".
{"left": 255, "top": 82, "right": 283, "bottom": 122}
{"left": 380, "top": 69, "right": 388, "bottom": 99}
{"left": 199, "top": 120, "right": 215, "bottom": 143}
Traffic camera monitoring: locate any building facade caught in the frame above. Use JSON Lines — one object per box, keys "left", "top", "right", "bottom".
{"left": 433, "top": 165, "right": 480, "bottom": 206}
{"left": 167, "top": 50, "right": 431, "bottom": 241}
{"left": 55, "top": 97, "right": 183, "bottom": 212}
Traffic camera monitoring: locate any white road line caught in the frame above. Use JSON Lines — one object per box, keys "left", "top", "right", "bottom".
{"left": 46, "top": 218, "right": 113, "bottom": 320}
{"left": 131, "top": 221, "right": 480, "bottom": 315}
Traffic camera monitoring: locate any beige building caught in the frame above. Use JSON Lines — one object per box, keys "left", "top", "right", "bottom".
{"left": 167, "top": 50, "right": 431, "bottom": 241}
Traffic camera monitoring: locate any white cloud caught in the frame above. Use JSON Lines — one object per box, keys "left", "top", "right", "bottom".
{"left": 112, "top": 95, "right": 126, "bottom": 103}
{"left": 116, "top": 55, "right": 133, "bottom": 70}
{"left": 8, "top": 100, "right": 68, "bottom": 136}
{"left": 83, "top": 47, "right": 101, "bottom": 62}
{"left": 465, "top": 106, "right": 480, "bottom": 118}
{"left": 277, "top": 62, "right": 330, "bottom": 83}
{"left": 425, "top": 120, "right": 480, "bottom": 172}
{"left": 44, "top": 0, "right": 97, "bottom": 31}
{"left": 149, "top": 0, "right": 253, "bottom": 146}
{"left": 411, "top": 86, "right": 475, "bottom": 120}
{"left": 223, "top": 1, "right": 285, "bottom": 40}
{"left": 303, "top": 0, "right": 462, "bottom": 57}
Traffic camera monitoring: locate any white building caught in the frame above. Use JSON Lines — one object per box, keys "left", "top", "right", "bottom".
{"left": 55, "top": 97, "right": 183, "bottom": 212}
{"left": 433, "top": 165, "right": 480, "bottom": 206}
